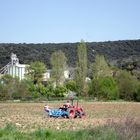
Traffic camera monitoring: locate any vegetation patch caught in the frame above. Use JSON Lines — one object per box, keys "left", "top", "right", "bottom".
{"left": 0, "top": 120, "right": 140, "bottom": 140}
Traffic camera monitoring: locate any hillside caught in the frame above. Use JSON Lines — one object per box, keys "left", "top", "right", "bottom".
{"left": 0, "top": 40, "right": 140, "bottom": 71}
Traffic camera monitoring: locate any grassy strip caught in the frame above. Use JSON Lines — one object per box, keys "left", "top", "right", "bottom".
{"left": 0, "top": 123, "right": 140, "bottom": 140}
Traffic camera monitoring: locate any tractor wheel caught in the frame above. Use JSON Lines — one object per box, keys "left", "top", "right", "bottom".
{"left": 74, "top": 111, "right": 79, "bottom": 118}
{"left": 77, "top": 109, "right": 85, "bottom": 118}
{"left": 67, "top": 108, "right": 75, "bottom": 119}
{"left": 75, "top": 111, "right": 82, "bottom": 118}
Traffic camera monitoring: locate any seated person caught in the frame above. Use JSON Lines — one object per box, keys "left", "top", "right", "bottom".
{"left": 58, "top": 100, "right": 71, "bottom": 111}
{"left": 65, "top": 100, "right": 71, "bottom": 107}
{"left": 63, "top": 100, "right": 73, "bottom": 109}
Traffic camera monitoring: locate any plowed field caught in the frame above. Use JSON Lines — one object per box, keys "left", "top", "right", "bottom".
{"left": 0, "top": 102, "right": 140, "bottom": 132}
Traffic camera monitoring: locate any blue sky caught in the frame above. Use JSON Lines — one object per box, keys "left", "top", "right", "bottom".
{"left": 0, "top": 0, "right": 140, "bottom": 43}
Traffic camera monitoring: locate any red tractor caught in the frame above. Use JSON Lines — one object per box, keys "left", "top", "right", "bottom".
{"left": 60, "top": 98, "right": 85, "bottom": 119}
{"left": 45, "top": 93, "right": 85, "bottom": 118}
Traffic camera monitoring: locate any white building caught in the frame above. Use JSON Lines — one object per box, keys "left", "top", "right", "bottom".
{"left": 43, "top": 69, "right": 51, "bottom": 81}
{"left": 42, "top": 69, "right": 70, "bottom": 81}
{"left": 0, "top": 53, "right": 71, "bottom": 81}
{"left": 6, "top": 53, "right": 27, "bottom": 80}
{"left": 64, "top": 70, "right": 70, "bottom": 79}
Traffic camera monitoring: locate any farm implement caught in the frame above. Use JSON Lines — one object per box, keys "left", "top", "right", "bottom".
{"left": 44, "top": 99, "right": 85, "bottom": 119}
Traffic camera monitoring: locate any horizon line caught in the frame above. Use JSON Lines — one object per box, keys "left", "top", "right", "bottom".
{"left": 0, "top": 38, "right": 140, "bottom": 44}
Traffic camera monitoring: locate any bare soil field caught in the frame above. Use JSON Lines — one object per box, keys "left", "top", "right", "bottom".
{"left": 0, "top": 101, "right": 140, "bottom": 132}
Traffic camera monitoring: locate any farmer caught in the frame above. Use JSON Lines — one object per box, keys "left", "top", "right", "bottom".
{"left": 64, "top": 100, "right": 72, "bottom": 108}
{"left": 66, "top": 100, "right": 71, "bottom": 107}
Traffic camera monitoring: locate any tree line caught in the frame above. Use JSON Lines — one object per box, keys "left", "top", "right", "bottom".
{"left": 0, "top": 40, "right": 140, "bottom": 71}
{"left": 0, "top": 41, "right": 140, "bottom": 101}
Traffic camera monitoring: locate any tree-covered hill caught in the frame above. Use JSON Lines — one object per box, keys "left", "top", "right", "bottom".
{"left": 0, "top": 40, "right": 140, "bottom": 70}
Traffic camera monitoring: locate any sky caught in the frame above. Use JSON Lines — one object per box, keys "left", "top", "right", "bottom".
{"left": 0, "top": 0, "right": 140, "bottom": 43}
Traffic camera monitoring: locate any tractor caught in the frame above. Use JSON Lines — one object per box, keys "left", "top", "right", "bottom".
{"left": 44, "top": 98, "right": 85, "bottom": 119}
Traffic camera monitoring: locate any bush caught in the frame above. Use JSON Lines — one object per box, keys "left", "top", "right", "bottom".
{"left": 54, "top": 85, "right": 68, "bottom": 97}
{"left": 136, "top": 84, "right": 140, "bottom": 102}
{"left": 97, "top": 77, "right": 119, "bottom": 100}
{"left": 115, "top": 70, "right": 139, "bottom": 101}
{"left": 65, "top": 80, "right": 77, "bottom": 92}
{"left": 45, "top": 82, "right": 55, "bottom": 97}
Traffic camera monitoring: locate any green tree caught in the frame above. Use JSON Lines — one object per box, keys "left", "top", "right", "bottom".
{"left": 92, "top": 55, "right": 111, "bottom": 98}
{"left": 97, "top": 77, "right": 119, "bottom": 100}
{"left": 46, "top": 81, "right": 55, "bottom": 97}
{"left": 12, "top": 79, "right": 31, "bottom": 99}
{"left": 26, "top": 61, "right": 46, "bottom": 84}
{"left": 0, "top": 75, "right": 20, "bottom": 99}
{"left": 115, "top": 70, "right": 139, "bottom": 101}
{"left": 50, "top": 50, "right": 67, "bottom": 86}
{"left": 0, "top": 78, "right": 8, "bottom": 99}
{"left": 93, "top": 55, "right": 111, "bottom": 79}
{"left": 65, "top": 80, "right": 77, "bottom": 92}
{"left": 54, "top": 85, "right": 67, "bottom": 97}
{"left": 75, "top": 40, "right": 88, "bottom": 96}
{"left": 136, "top": 83, "right": 140, "bottom": 101}
{"left": 28, "top": 83, "right": 47, "bottom": 99}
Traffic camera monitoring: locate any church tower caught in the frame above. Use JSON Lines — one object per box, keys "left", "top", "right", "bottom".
{"left": 11, "top": 53, "right": 19, "bottom": 65}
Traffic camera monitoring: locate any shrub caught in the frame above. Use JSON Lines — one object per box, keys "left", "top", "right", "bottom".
{"left": 136, "top": 83, "right": 140, "bottom": 102}
{"left": 54, "top": 85, "right": 68, "bottom": 97}
{"left": 97, "top": 77, "right": 119, "bottom": 100}
{"left": 65, "top": 80, "right": 77, "bottom": 92}
{"left": 115, "top": 70, "right": 139, "bottom": 101}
